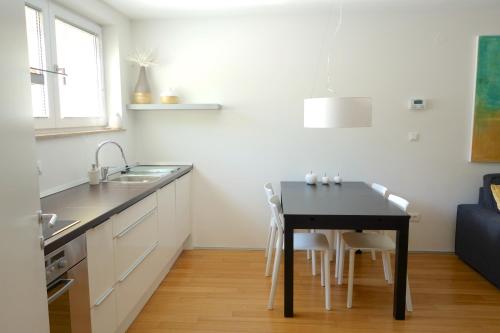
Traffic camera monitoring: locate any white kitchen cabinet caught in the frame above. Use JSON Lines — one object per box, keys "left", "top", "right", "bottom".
{"left": 86, "top": 220, "right": 116, "bottom": 333}
{"left": 115, "top": 241, "right": 158, "bottom": 325}
{"left": 113, "top": 208, "right": 158, "bottom": 281}
{"left": 156, "top": 181, "right": 177, "bottom": 268}
{"left": 86, "top": 221, "right": 114, "bottom": 307}
{"left": 175, "top": 171, "right": 192, "bottom": 248}
{"left": 85, "top": 171, "right": 193, "bottom": 333}
{"left": 112, "top": 194, "right": 157, "bottom": 237}
{"left": 90, "top": 288, "right": 116, "bottom": 333}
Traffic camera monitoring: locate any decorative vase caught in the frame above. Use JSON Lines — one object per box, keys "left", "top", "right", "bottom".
{"left": 133, "top": 66, "right": 151, "bottom": 104}
{"left": 160, "top": 88, "right": 179, "bottom": 104}
{"left": 305, "top": 171, "right": 317, "bottom": 185}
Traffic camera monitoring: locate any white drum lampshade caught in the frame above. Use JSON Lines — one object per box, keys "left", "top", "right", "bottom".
{"left": 304, "top": 97, "right": 372, "bottom": 128}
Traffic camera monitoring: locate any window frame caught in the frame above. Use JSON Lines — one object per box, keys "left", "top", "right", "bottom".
{"left": 26, "top": 0, "right": 107, "bottom": 129}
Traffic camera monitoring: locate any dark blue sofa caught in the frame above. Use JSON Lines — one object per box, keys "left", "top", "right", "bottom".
{"left": 455, "top": 174, "right": 500, "bottom": 288}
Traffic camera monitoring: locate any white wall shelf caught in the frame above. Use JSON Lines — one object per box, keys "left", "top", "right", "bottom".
{"left": 127, "top": 104, "right": 222, "bottom": 110}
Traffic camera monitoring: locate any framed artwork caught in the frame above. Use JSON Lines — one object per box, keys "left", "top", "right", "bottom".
{"left": 471, "top": 35, "right": 500, "bottom": 162}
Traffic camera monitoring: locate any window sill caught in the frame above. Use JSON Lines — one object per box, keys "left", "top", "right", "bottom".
{"left": 35, "top": 127, "right": 125, "bottom": 140}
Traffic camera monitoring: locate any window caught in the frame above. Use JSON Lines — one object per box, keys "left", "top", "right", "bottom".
{"left": 25, "top": 0, "right": 106, "bottom": 129}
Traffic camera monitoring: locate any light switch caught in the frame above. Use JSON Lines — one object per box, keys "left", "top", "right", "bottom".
{"left": 408, "top": 132, "right": 419, "bottom": 142}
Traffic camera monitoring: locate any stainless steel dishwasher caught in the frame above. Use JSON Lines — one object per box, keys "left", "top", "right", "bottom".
{"left": 45, "top": 233, "right": 91, "bottom": 333}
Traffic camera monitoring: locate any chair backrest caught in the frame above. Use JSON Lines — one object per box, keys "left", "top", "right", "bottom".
{"left": 268, "top": 194, "right": 284, "bottom": 233}
{"left": 388, "top": 194, "right": 409, "bottom": 212}
{"left": 264, "top": 183, "right": 275, "bottom": 200}
{"left": 372, "top": 183, "right": 388, "bottom": 198}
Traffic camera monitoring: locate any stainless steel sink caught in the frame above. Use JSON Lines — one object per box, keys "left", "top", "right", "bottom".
{"left": 105, "top": 165, "right": 181, "bottom": 184}
{"left": 107, "top": 174, "right": 162, "bottom": 184}
{"left": 127, "top": 165, "right": 180, "bottom": 174}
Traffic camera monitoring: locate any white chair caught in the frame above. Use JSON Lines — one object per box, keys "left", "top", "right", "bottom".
{"left": 264, "top": 183, "right": 319, "bottom": 277}
{"left": 371, "top": 183, "right": 388, "bottom": 198}
{"left": 334, "top": 183, "right": 388, "bottom": 279}
{"left": 339, "top": 194, "right": 413, "bottom": 311}
{"left": 368, "top": 183, "right": 389, "bottom": 262}
{"left": 264, "top": 183, "right": 277, "bottom": 276}
{"left": 267, "top": 194, "right": 331, "bottom": 310}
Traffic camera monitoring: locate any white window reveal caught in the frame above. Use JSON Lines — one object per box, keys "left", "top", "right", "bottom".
{"left": 25, "top": 0, "right": 106, "bottom": 129}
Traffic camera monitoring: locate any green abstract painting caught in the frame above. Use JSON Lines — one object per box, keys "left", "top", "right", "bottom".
{"left": 471, "top": 36, "right": 500, "bottom": 162}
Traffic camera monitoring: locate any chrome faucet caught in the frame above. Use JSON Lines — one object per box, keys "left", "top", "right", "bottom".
{"left": 95, "top": 140, "right": 129, "bottom": 181}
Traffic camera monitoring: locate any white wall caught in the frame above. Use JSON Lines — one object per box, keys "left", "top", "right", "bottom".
{"left": 130, "top": 4, "right": 500, "bottom": 251}
{"left": 36, "top": 0, "right": 134, "bottom": 195}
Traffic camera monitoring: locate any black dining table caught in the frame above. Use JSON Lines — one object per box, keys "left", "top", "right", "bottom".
{"left": 280, "top": 181, "right": 410, "bottom": 320}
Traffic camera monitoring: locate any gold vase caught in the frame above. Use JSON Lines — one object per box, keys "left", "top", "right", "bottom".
{"left": 133, "top": 66, "right": 151, "bottom": 104}
{"left": 160, "top": 95, "right": 179, "bottom": 104}
{"left": 133, "top": 92, "right": 152, "bottom": 104}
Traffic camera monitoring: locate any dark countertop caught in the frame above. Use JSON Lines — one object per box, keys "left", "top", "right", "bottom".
{"left": 42, "top": 164, "right": 193, "bottom": 254}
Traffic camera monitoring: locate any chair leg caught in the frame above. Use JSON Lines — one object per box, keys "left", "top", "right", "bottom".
{"left": 264, "top": 221, "right": 273, "bottom": 258}
{"left": 312, "top": 250, "right": 317, "bottom": 276}
{"left": 264, "top": 225, "right": 276, "bottom": 276}
{"left": 334, "top": 231, "right": 340, "bottom": 278}
{"left": 371, "top": 249, "right": 376, "bottom": 261}
{"left": 327, "top": 230, "right": 335, "bottom": 262}
{"left": 320, "top": 251, "right": 325, "bottom": 287}
{"left": 267, "top": 232, "right": 283, "bottom": 310}
{"left": 324, "top": 250, "right": 331, "bottom": 310}
{"left": 385, "top": 252, "right": 393, "bottom": 284}
{"left": 381, "top": 251, "right": 388, "bottom": 281}
{"left": 406, "top": 275, "right": 413, "bottom": 312}
{"left": 309, "top": 230, "right": 317, "bottom": 276}
{"left": 347, "top": 249, "right": 355, "bottom": 308}
{"left": 338, "top": 238, "right": 345, "bottom": 285}
{"left": 307, "top": 249, "right": 311, "bottom": 260}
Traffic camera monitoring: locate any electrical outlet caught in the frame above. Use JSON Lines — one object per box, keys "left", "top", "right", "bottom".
{"left": 409, "top": 212, "right": 420, "bottom": 223}
{"left": 408, "top": 131, "right": 419, "bottom": 142}
{"left": 36, "top": 160, "right": 42, "bottom": 175}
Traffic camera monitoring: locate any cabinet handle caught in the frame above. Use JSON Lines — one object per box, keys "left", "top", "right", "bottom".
{"left": 94, "top": 287, "right": 114, "bottom": 307}
{"left": 47, "top": 279, "right": 75, "bottom": 304}
{"left": 115, "top": 209, "right": 156, "bottom": 239}
{"left": 118, "top": 241, "right": 159, "bottom": 283}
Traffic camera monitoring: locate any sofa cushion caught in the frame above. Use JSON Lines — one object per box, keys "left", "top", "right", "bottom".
{"left": 481, "top": 174, "right": 500, "bottom": 211}
{"left": 483, "top": 174, "right": 500, "bottom": 187}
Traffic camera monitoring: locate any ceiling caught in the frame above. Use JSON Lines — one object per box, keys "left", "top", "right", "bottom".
{"left": 101, "top": 0, "right": 500, "bottom": 19}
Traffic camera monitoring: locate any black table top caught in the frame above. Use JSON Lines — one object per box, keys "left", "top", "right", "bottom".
{"left": 281, "top": 181, "right": 409, "bottom": 217}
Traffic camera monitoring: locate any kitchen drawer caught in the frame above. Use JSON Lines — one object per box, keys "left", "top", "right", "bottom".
{"left": 114, "top": 208, "right": 158, "bottom": 280}
{"left": 116, "top": 241, "right": 158, "bottom": 325}
{"left": 112, "top": 193, "right": 157, "bottom": 237}
{"left": 91, "top": 287, "right": 116, "bottom": 333}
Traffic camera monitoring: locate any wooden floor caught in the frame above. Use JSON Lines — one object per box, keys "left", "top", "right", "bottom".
{"left": 128, "top": 250, "right": 500, "bottom": 333}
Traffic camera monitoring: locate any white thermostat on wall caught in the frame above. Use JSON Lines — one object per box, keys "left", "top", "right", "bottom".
{"left": 408, "top": 98, "right": 426, "bottom": 110}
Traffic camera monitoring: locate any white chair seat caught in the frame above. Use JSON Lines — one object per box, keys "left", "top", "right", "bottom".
{"left": 342, "top": 232, "right": 395, "bottom": 251}
{"left": 294, "top": 232, "right": 329, "bottom": 251}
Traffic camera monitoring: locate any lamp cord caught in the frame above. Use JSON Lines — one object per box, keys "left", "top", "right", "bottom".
{"left": 309, "top": 0, "right": 344, "bottom": 98}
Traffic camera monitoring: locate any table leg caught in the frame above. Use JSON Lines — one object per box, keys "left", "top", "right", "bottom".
{"left": 284, "top": 224, "right": 294, "bottom": 317}
{"left": 393, "top": 223, "right": 409, "bottom": 320}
